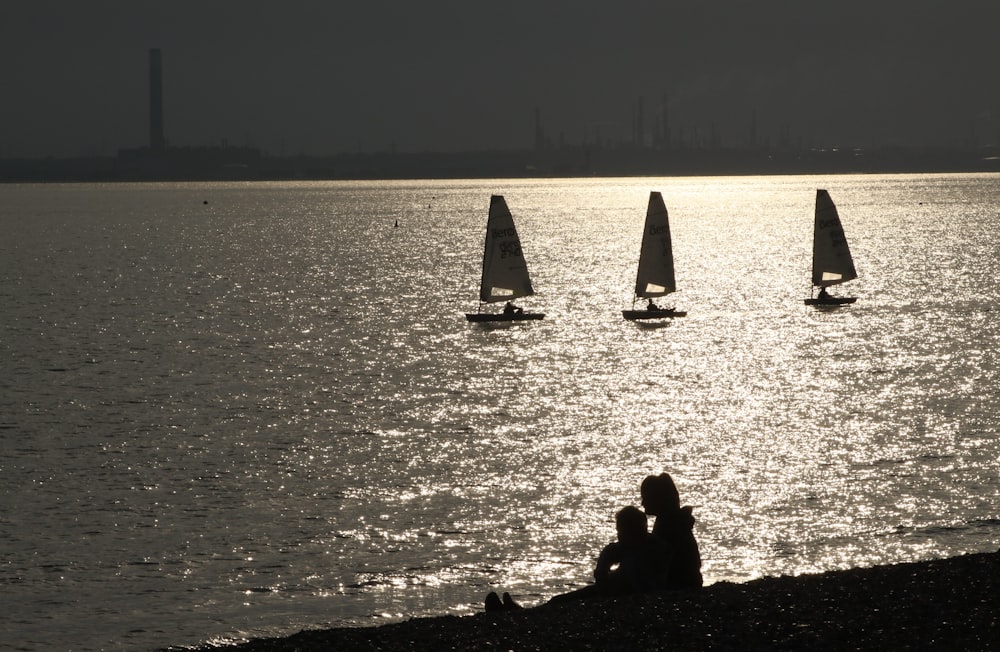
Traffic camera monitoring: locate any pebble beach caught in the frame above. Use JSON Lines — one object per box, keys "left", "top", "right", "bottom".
{"left": 189, "top": 550, "right": 999, "bottom": 651}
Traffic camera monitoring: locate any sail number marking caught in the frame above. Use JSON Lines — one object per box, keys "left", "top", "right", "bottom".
{"left": 498, "top": 240, "right": 523, "bottom": 259}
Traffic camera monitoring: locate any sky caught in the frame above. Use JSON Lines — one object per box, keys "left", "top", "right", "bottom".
{"left": 2, "top": 1, "right": 998, "bottom": 158}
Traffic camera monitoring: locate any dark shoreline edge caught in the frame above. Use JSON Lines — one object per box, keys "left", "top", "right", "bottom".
{"left": 4, "top": 145, "right": 999, "bottom": 183}
{"left": 185, "top": 550, "right": 999, "bottom": 651}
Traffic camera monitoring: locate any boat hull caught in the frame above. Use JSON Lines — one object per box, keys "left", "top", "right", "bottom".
{"left": 804, "top": 297, "right": 857, "bottom": 306}
{"left": 466, "top": 312, "right": 545, "bottom": 322}
{"left": 622, "top": 309, "right": 687, "bottom": 320}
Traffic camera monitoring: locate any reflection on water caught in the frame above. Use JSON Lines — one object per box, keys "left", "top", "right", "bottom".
{"left": 1, "top": 174, "right": 999, "bottom": 650}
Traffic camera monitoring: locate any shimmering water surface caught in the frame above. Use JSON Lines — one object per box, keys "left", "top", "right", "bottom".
{"left": 2, "top": 174, "right": 999, "bottom": 650}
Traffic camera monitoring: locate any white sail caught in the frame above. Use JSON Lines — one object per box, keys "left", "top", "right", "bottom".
{"left": 478, "top": 195, "right": 535, "bottom": 303}
{"left": 634, "top": 191, "right": 676, "bottom": 298}
{"left": 811, "top": 189, "right": 857, "bottom": 287}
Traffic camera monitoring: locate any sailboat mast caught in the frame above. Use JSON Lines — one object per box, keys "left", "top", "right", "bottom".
{"left": 476, "top": 196, "right": 497, "bottom": 303}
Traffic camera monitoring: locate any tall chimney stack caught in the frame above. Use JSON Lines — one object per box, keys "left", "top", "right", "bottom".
{"left": 149, "top": 49, "right": 165, "bottom": 152}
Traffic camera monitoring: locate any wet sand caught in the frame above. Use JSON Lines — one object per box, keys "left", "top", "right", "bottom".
{"left": 192, "top": 550, "right": 999, "bottom": 651}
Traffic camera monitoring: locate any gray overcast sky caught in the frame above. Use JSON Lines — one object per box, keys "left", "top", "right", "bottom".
{"left": 2, "top": 1, "right": 998, "bottom": 157}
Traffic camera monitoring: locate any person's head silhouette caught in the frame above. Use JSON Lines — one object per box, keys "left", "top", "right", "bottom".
{"left": 640, "top": 472, "right": 680, "bottom": 516}
{"left": 614, "top": 505, "right": 648, "bottom": 545}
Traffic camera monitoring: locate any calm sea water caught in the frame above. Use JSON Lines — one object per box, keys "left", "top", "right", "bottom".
{"left": 2, "top": 174, "right": 999, "bottom": 651}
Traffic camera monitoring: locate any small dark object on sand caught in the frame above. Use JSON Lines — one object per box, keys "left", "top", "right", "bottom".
{"left": 501, "top": 592, "right": 521, "bottom": 609}
{"left": 483, "top": 591, "right": 504, "bottom": 612}
{"left": 484, "top": 591, "right": 521, "bottom": 612}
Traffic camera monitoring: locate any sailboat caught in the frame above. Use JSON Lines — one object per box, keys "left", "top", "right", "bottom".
{"left": 465, "top": 195, "right": 545, "bottom": 322}
{"left": 622, "top": 191, "right": 687, "bottom": 320}
{"left": 805, "top": 189, "right": 858, "bottom": 306}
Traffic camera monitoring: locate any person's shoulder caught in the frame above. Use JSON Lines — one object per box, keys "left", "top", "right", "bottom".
{"left": 596, "top": 540, "right": 624, "bottom": 566}
{"left": 657, "top": 506, "right": 696, "bottom": 529}
{"left": 600, "top": 540, "right": 623, "bottom": 554}
{"left": 679, "top": 505, "right": 696, "bottom": 526}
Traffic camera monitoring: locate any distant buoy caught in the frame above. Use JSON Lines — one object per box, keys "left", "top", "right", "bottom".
{"left": 203, "top": 200, "right": 209, "bottom": 205}
{"left": 394, "top": 220, "right": 399, "bottom": 228}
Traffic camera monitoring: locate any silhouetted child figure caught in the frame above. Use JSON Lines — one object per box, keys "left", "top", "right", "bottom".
{"left": 485, "top": 507, "right": 669, "bottom": 611}
{"left": 640, "top": 472, "right": 703, "bottom": 589}
{"left": 546, "top": 505, "right": 670, "bottom": 604}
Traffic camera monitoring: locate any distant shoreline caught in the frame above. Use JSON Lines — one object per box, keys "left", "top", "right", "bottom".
{"left": 4, "top": 146, "right": 998, "bottom": 184}
{"left": 191, "top": 550, "right": 1000, "bottom": 651}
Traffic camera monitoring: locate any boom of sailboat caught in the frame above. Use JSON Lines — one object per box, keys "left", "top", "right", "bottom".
{"left": 464, "top": 189, "right": 860, "bottom": 322}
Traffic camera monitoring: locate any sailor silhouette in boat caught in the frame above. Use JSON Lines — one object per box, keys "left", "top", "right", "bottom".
{"left": 503, "top": 301, "right": 524, "bottom": 316}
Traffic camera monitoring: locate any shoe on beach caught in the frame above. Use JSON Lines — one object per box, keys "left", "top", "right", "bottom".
{"left": 502, "top": 592, "right": 522, "bottom": 609}
{"left": 484, "top": 591, "right": 504, "bottom": 612}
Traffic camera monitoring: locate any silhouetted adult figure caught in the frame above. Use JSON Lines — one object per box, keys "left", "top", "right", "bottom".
{"left": 640, "top": 472, "right": 703, "bottom": 589}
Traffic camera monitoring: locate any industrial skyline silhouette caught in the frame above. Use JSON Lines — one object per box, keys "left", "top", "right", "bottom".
{"left": 3, "top": 1, "right": 999, "bottom": 182}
